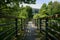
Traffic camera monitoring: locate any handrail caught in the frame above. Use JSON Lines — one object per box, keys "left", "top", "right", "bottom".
{"left": 37, "top": 14, "right": 60, "bottom": 19}
{"left": 48, "top": 33, "right": 58, "bottom": 40}
{"left": 33, "top": 14, "right": 60, "bottom": 40}
{"left": 0, "top": 14, "right": 18, "bottom": 19}
{"left": 0, "top": 14, "right": 18, "bottom": 39}
{"left": 47, "top": 27, "right": 60, "bottom": 35}
{"left": 3, "top": 30, "right": 16, "bottom": 40}
{"left": 0, "top": 27, "right": 16, "bottom": 36}
{"left": 0, "top": 22, "right": 15, "bottom": 26}
{"left": 3, "top": 27, "right": 20, "bottom": 40}
{"left": 0, "top": 14, "right": 27, "bottom": 19}
{"left": 41, "top": 28, "right": 58, "bottom": 40}
{"left": 0, "top": 14, "right": 27, "bottom": 40}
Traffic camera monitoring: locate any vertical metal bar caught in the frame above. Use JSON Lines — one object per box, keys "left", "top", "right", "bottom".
{"left": 15, "top": 18, "right": 18, "bottom": 37}
{"left": 37, "top": 19, "right": 38, "bottom": 29}
{"left": 40, "top": 18, "right": 41, "bottom": 33}
{"left": 34, "top": 19, "right": 35, "bottom": 24}
{"left": 24, "top": 19, "right": 26, "bottom": 30}
{"left": 38, "top": 19, "right": 39, "bottom": 30}
{"left": 45, "top": 18, "right": 48, "bottom": 40}
{"left": 21, "top": 18, "right": 22, "bottom": 30}
{"left": 23, "top": 18, "right": 25, "bottom": 30}
{"left": 35, "top": 19, "right": 37, "bottom": 26}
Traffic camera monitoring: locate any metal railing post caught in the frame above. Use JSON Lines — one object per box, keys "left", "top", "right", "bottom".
{"left": 15, "top": 18, "right": 18, "bottom": 37}
{"left": 21, "top": 18, "right": 22, "bottom": 30}
{"left": 23, "top": 18, "right": 25, "bottom": 30}
{"left": 35, "top": 19, "right": 36, "bottom": 26}
{"left": 40, "top": 18, "right": 41, "bottom": 33}
{"left": 37, "top": 19, "right": 38, "bottom": 29}
{"left": 45, "top": 18, "right": 48, "bottom": 40}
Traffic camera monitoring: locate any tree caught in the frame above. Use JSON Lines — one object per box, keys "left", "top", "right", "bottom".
{"left": 0, "top": 0, "right": 36, "bottom": 16}
{"left": 0, "top": 0, "right": 36, "bottom": 39}
{"left": 52, "top": 1, "right": 60, "bottom": 14}
{"left": 34, "top": 3, "right": 47, "bottom": 18}
{"left": 33, "top": 1, "right": 60, "bottom": 19}
{"left": 18, "top": 7, "right": 28, "bottom": 18}
{"left": 39, "top": 3, "right": 47, "bottom": 14}
{"left": 47, "top": 1, "right": 60, "bottom": 15}
{"left": 25, "top": 6, "right": 32, "bottom": 19}
{"left": 47, "top": 1, "right": 53, "bottom": 15}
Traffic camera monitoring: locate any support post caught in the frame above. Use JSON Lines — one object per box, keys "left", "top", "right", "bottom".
{"left": 45, "top": 18, "right": 48, "bottom": 40}
{"left": 15, "top": 18, "right": 18, "bottom": 37}
{"left": 40, "top": 18, "right": 41, "bottom": 33}
{"left": 21, "top": 18, "right": 22, "bottom": 30}
{"left": 37, "top": 19, "right": 38, "bottom": 29}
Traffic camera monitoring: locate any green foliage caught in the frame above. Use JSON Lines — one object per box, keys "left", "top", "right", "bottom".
{"left": 52, "top": 1, "right": 60, "bottom": 14}
{"left": 33, "top": 3, "right": 47, "bottom": 19}
{"left": 25, "top": 6, "right": 32, "bottom": 19}
{"left": 47, "top": 1, "right": 60, "bottom": 15}
{"left": 33, "top": 1, "right": 60, "bottom": 39}
{"left": 47, "top": 1, "right": 53, "bottom": 15}
{"left": 33, "top": 14, "right": 47, "bottom": 19}
{"left": 0, "top": 0, "right": 36, "bottom": 39}
{"left": 0, "top": 0, "right": 34, "bottom": 18}
{"left": 18, "top": 8, "right": 28, "bottom": 18}
{"left": 33, "top": 1, "right": 60, "bottom": 19}
{"left": 17, "top": 6, "right": 32, "bottom": 19}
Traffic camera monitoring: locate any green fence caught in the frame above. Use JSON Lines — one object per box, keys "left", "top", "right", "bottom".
{"left": 0, "top": 14, "right": 28, "bottom": 40}
{"left": 33, "top": 14, "right": 60, "bottom": 40}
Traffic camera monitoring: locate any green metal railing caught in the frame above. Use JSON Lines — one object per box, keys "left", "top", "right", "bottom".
{"left": 33, "top": 14, "right": 60, "bottom": 40}
{"left": 0, "top": 14, "right": 28, "bottom": 40}
{"left": 0, "top": 13, "right": 60, "bottom": 40}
